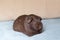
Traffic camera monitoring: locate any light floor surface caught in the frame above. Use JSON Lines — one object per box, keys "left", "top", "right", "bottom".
{"left": 0, "top": 19, "right": 60, "bottom": 40}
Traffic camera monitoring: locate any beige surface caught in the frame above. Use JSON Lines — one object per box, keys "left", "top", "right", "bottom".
{"left": 0, "top": 0, "right": 60, "bottom": 21}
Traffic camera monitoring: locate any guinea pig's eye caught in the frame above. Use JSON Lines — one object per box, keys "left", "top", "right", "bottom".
{"left": 36, "top": 18, "right": 42, "bottom": 21}
{"left": 39, "top": 17, "right": 42, "bottom": 20}
{"left": 36, "top": 17, "right": 42, "bottom": 21}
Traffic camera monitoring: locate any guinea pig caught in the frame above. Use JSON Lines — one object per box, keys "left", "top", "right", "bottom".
{"left": 13, "top": 14, "right": 43, "bottom": 36}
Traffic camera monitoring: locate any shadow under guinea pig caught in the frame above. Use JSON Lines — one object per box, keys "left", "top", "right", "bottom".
{"left": 13, "top": 14, "right": 43, "bottom": 36}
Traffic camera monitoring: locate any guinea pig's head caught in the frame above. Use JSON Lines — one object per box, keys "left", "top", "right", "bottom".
{"left": 24, "top": 14, "right": 43, "bottom": 36}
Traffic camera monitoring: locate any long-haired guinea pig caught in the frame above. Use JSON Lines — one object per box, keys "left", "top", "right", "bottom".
{"left": 13, "top": 14, "right": 43, "bottom": 36}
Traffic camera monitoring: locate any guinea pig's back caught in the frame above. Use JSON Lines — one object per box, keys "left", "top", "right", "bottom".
{"left": 13, "top": 15, "right": 27, "bottom": 32}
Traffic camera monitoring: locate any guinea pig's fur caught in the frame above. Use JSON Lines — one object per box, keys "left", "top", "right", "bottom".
{"left": 13, "top": 14, "right": 43, "bottom": 36}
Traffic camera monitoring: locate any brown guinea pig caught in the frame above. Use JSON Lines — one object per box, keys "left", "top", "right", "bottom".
{"left": 13, "top": 14, "right": 43, "bottom": 36}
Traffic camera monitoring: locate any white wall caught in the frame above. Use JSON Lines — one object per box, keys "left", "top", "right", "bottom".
{"left": 0, "top": 0, "right": 60, "bottom": 21}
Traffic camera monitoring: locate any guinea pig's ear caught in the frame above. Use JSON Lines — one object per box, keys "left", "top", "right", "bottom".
{"left": 25, "top": 16, "right": 33, "bottom": 23}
